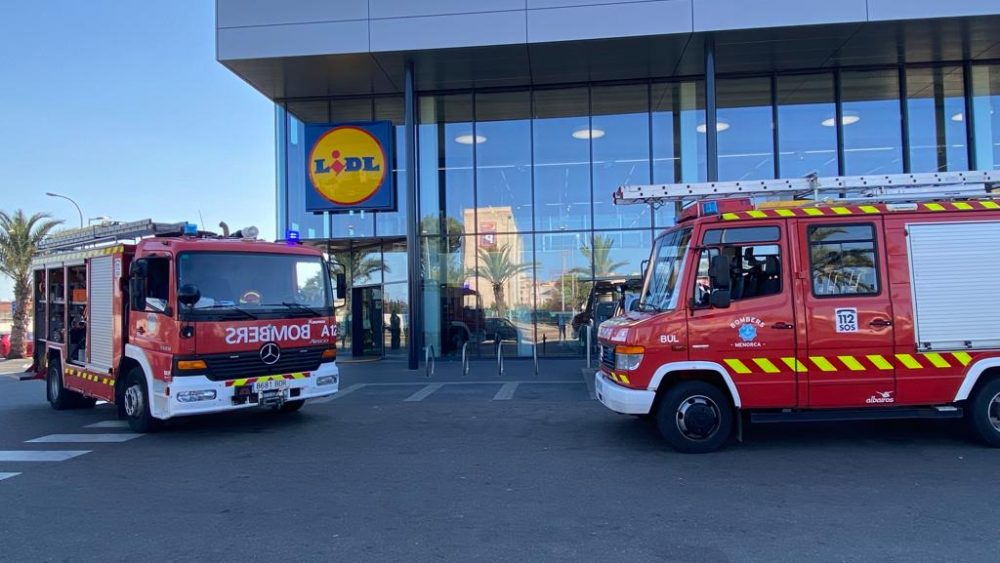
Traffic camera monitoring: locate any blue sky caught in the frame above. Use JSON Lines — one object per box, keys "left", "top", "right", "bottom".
{"left": 0, "top": 2, "right": 275, "bottom": 300}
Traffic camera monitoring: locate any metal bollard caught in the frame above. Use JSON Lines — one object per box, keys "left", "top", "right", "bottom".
{"left": 533, "top": 342, "right": 538, "bottom": 376}
{"left": 461, "top": 341, "right": 470, "bottom": 376}
{"left": 497, "top": 340, "right": 504, "bottom": 375}
{"left": 586, "top": 325, "right": 593, "bottom": 368}
{"left": 425, "top": 345, "right": 436, "bottom": 378}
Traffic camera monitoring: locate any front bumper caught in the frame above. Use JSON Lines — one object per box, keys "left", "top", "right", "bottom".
{"left": 157, "top": 362, "right": 339, "bottom": 419}
{"left": 595, "top": 371, "right": 655, "bottom": 415}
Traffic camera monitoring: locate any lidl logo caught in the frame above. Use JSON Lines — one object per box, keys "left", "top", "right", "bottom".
{"left": 305, "top": 122, "right": 395, "bottom": 212}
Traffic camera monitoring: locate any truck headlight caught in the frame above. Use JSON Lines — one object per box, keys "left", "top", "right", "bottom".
{"left": 614, "top": 346, "right": 644, "bottom": 371}
{"left": 177, "top": 390, "right": 217, "bottom": 402}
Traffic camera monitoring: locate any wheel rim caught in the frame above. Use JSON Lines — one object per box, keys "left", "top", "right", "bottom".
{"left": 676, "top": 395, "right": 721, "bottom": 441}
{"left": 124, "top": 384, "right": 144, "bottom": 418}
{"left": 988, "top": 392, "right": 1000, "bottom": 433}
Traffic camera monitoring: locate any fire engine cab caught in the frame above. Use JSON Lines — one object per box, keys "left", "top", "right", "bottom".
{"left": 595, "top": 171, "right": 1000, "bottom": 453}
{"left": 30, "top": 220, "right": 344, "bottom": 432}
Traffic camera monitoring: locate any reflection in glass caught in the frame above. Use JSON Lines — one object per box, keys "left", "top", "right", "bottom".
{"left": 375, "top": 97, "right": 408, "bottom": 236}
{"left": 778, "top": 74, "right": 838, "bottom": 177}
{"left": 476, "top": 92, "right": 533, "bottom": 233}
{"left": 418, "top": 95, "right": 474, "bottom": 237}
{"left": 841, "top": 70, "right": 904, "bottom": 174}
{"left": 971, "top": 64, "right": 1000, "bottom": 171}
{"left": 381, "top": 240, "right": 408, "bottom": 284}
{"left": 534, "top": 232, "right": 591, "bottom": 356}
{"left": 533, "top": 88, "right": 591, "bottom": 232}
{"left": 474, "top": 234, "right": 533, "bottom": 357}
{"left": 592, "top": 85, "right": 651, "bottom": 230}
{"left": 421, "top": 235, "right": 476, "bottom": 357}
{"left": 651, "top": 81, "right": 706, "bottom": 227}
{"left": 282, "top": 109, "right": 329, "bottom": 240}
{"left": 382, "top": 282, "right": 408, "bottom": 357}
{"left": 717, "top": 77, "right": 775, "bottom": 181}
{"left": 906, "top": 67, "right": 968, "bottom": 172}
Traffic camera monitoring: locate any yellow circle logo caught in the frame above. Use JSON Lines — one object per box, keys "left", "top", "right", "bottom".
{"left": 308, "top": 126, "right": 387, "bottom": 205}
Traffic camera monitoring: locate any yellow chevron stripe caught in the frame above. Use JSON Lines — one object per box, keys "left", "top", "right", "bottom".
{"left": 831, "top": 207, "right": 852, "bottom": 215}
{"left": 952, "top": 352, "right": 972, "bottom": 367}
{"left": 724, "top": 359, "right": 752, "bottom": 374}
{"left": 838, "top": 356, "right": 866, "bottom": 371}
{"left": 981, "top": 201, "right": 1000, "bottom": 209}
{"left": 721, "top": 213, "right": 740, "bottom": 220}
{"left": 952, "top": 202, "right": 973, "bottom": 210}
{"left": 781, "top": 357, "right": 807, "bottom": 372}
{"left": 810, "top": 356, "right": 837, "bottom": 372}
{"left": 753, "top": 358, "right": 781, "bottom": 373}
{"left": 866, "top": 354, "right": 894, "bottom": 371}
{"left": 747, "top": 210, "right": 767, "bottom": 219}
{"left": 922, "top": 353, "right": 951, "bottom": 368}
{"left": 895, "top": 354, "right": 923, "bottom": 369}
{"left": 803, "top": 208, "right": 825, "bottom": 216}
{"left": 859, "top": 205, "right": 880, "bottom": 214}
{"left": 618, "top": 373, "right": 631, "bottom": 385}
{"left": 775, "top": 209, "right": 796, "bottom": 217}
{"left": 924, "top": 203, "right": 946, "bottom": 212}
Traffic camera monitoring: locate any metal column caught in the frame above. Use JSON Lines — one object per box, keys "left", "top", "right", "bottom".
{"left": 704, "top": 36, "right": 719, "bottom": 182}
{"left": 404, "top": 60, "right": 421, "bottom": 370}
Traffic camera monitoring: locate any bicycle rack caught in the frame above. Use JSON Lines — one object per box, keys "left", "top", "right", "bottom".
{"left": 461, "top": 341, "right": 470, "bottom": 376}
{"left": 532, "top": 342, "right": 538, "bottom": 376}
{"left": 424, "top": 345, "right": 436, "bottom": 378}
{"left": 496, "top": 340, "right": 504, "bottom": 376}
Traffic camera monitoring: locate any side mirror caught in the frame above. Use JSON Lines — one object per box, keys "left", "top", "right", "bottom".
{"left": 178, "top": 284, "right": 201, "bottom": 309}
{"left": 710, "top": 289, "right": 731, "bottom": 309}
{"left": 709, "top": 255, "right": 731, "bottom": 290}
{"left": 129, "top": 260, "right": 147, "bottom": 312}
{"left": 335, "top": 273, "right": 347, "bottom": 300}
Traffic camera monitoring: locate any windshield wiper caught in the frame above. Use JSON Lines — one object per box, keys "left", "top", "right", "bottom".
{"left": 273, "top": 301, "right": 323, "bottom": 317}
{"left": 200, "top": 304, "right": 257, "bottom": 320}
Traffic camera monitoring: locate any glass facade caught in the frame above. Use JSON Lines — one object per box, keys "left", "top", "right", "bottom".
{"left": 276, "top": 62, "right": 1000, "bottom": 362}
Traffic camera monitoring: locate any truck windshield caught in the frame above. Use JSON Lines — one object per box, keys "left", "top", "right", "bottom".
{"left": 177, "top": 252, "right": 331, "bottom": 319}
{"left": 638, "top": 228, "right": 693, "bottom": 312}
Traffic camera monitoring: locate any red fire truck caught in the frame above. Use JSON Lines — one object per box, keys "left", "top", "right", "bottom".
{"left": 30, "top": 220, "right": 344, "bottom": 432}
{"left": 595, "top": 171, "right": 1000, "bottom": 452}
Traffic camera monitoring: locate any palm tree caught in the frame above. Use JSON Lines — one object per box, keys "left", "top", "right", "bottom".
{"left": 0, "top": 210, "right": 62, "bottom": 359}
{"left": 581, "top": 234, "right": 628, "bottom": 276}
{"left": 476, "top": 244, "right": 532, "bottom": 317}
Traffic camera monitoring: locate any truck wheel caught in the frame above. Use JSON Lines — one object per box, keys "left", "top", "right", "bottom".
{"left": 122, "top": 368, "right": 160, "bottom": 433}
{"left": 968, "top": 377, "right": 1000, "bottom": 447}
{"left": 276, "top": 400, "right": 305, "bottom": 413}
{"left": 656, "top": 381, "right": 733, "bottom": 454}
{"left": 47, "top": 361, "right": 77, "bottom": 410}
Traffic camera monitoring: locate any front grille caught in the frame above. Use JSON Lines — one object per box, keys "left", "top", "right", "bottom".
{"left": 196, "top": 347, "right": 325, "bottom": 381}
{"left": 600, "top": 345, "right": 615, "bottom": 370}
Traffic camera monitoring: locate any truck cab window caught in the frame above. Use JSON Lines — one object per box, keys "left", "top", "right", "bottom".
{"left": 808, "top": 224, "right": 879, "bottom": 296}
{"left": 697, "top": 244, "right": 782, "bottom": 303}
{"left": 145, "top": 258, "right": 170, "bottom": 313}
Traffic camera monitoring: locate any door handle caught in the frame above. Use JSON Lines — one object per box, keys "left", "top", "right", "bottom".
{"left": 137, "top": 326, "right": 146, "bottom": 335}
{"left": 869, "top": 319, "right": 893, "bottom": 328}
{"left": 770, "top": 322, "right": 794, "bottom": 330}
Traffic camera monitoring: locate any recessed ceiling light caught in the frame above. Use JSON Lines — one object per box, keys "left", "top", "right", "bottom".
{"left": 572, "top": 128, "right": 605, "bottom": 140}
{"left": 951, "top": 112, "right": 964, "bottom": 122}
{"left": 821, "top": 114, "right": 861, "bottom": 127}
{"left": 455, "top": 134, "right": 486, "bottom": 145}
{"left": 695, "top": 121, "right": 730, "bottom": 134}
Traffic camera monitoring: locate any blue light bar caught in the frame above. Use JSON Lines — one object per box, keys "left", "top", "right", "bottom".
{"left": 183, "top": 222, "right": 198, "bottom": 235}
{"left": 702, "top": 201, "right": 719, "bottom": 215}
{"left": 286, "top": 229, "right": 300, "bottom": 242}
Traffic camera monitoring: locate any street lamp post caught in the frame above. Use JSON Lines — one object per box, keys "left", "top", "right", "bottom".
{"left": 45, "top": 192, "right": 84, "bottom": 228}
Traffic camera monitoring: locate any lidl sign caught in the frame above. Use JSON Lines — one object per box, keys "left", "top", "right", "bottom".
{"left": 305, "top": 121, "right": 395, "bottom": 212}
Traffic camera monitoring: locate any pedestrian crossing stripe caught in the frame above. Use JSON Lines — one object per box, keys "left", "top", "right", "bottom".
{"left": 64, "top": 367, "right": 115, "bottom": 387}
{"left": 721, "top": 352, "right": 977, "bottom": 374}
{"left": 224, "top": 372, "right": 311, "bottom": 387}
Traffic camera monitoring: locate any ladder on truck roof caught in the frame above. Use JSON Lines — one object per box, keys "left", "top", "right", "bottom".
{"left": 613, "top": 171, "right": 1000, "bottom": 207}
{"left": 37, "top": 219, "right": 188, "bottom": 253}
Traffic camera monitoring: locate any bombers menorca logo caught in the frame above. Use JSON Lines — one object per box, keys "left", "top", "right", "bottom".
{"left": 308, "top": 125, "right": 387, "bottom": 206}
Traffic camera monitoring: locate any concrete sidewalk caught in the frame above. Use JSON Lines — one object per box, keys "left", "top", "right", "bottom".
{"left": 0, "top": 358, "right": 32, "bottom": 380}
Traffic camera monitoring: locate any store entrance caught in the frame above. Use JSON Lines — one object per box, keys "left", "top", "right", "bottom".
{"left": 351, "top": 285, "right": 383, "bottom": 357}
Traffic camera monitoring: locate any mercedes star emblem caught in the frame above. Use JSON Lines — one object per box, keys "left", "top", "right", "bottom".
{"left": 259, "top": 342, "right": 281, "bottom": 365}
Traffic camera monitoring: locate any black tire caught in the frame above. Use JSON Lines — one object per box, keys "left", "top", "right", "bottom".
{"left": 121, "top": 368, "right": 160, "bottom": 433}
{"left": 46, "top": 360, "right": 77, "bottom": 410}
{"left": 655, "top": 381, "right": 734, "bottom": 453}
{"left": 968, "top": 377, "right": 1000, "bottom": 447}
{"left": 276, "top": 400, "right": 305, "bottom": 413}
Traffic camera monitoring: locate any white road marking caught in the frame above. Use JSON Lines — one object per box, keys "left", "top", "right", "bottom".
{"left": 0, "top": 472, "right": 20, "bottom": 481}
{"left": 404, "top": 383, "right": 444, "bottom": 402}
{"left": 84, "top": 420, "right": 130, "bottom": 429}
{"left": 0, "top": 451, "right": 91, "bottom": 462}
{"left": 312, "top": 383, "right": 366, "bottom": 403}
{"left": 492, "top": 382, "right": 519, "bottom": 401}
{"left": 26, "top": 434, "right": 143, "bottom": 443}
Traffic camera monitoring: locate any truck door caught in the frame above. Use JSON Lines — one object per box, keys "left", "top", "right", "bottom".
{"left": 687, "top": 222, "right": 797, "bottom": 408}
{"left": 798, "top": 220, "right": 895, "bottom": 407}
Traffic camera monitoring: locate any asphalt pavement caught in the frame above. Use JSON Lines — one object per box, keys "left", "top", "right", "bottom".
{"left": 1, "top": 359, "right": 998, "bottom": 562}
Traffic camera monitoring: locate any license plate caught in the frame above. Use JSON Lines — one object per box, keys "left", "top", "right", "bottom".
{"left": 254, "top": 379, "right": 289, "bottom": 393}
